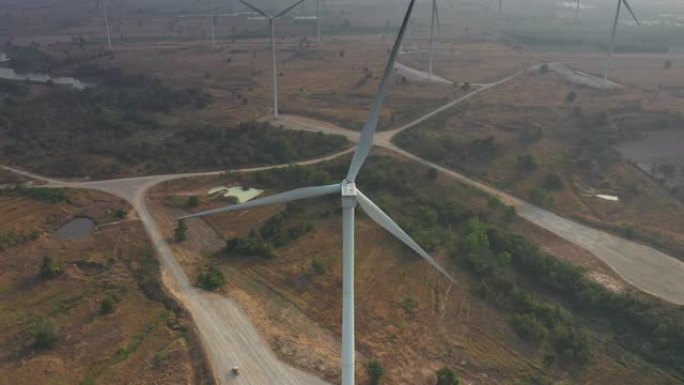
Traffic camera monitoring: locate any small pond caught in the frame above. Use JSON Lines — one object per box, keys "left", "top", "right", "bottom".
{"left": 0, "top": 67, "right": 96, "bottom": 90}
{"left": 54, "top": 218, "right": 96, "bottom": 240}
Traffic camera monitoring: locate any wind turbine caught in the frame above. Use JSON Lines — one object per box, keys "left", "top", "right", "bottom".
{"left": 427, "top": 0, "right": 440, "bottom": 80}
{"left": 496, "top": 0, "right": 502, "bottom": 38}
{"left": 180, "top": 2, "right": 455, "bottom": 384}
{"left": 238, "top": 0, "right": 306, "bottom": 118}
{"left": 316, "top": 0, "right": 328, "bottom": 44}
{"left": 95, "top": 0, "right": 113, "bottom": 49}
{"left": 604, "top": 0, "right": 640, "bottom": 83}
{"left": 209, "top": 0, "right": 217, "bottom": 46}
{"left": 572, "top": 0, "right": 581, "bottom": 35}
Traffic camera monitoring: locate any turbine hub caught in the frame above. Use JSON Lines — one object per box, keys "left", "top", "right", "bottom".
{"left": 341, "top": 181, "right": 357, "bottom": 197}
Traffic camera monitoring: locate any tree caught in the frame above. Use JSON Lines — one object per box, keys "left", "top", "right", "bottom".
{"left": 187, "top": 195, "right": 200, "bottom": 208}
{"left": 504, "top": 205, "right": 517, "bottom": 222}
{"left": 100, "top": 296, "right": 117, "bottom": 315}
{"left": 367, "top": 359, "right": 384, "bottom": 385}
{"left": 175, "top": 220, "right": 188, "bottom": 242}
{"left": 114, "top": 207, "right": 127, "bottom": 219}
{"left": 436, "top": 367, "right": 459, "bottom": 385}
{"left": 539, "top": 64, "right": 549, "bottom": 74}
{"left": 461, "top": 82, "right": 470, "bottom": 91}
{"left": 517, "top": 154, "right": 538, "bottom": 173}
{"left": 40, "top": 256, "right": 62, "bottom": 279}
{"left": 198, "top": 267, "right": 226, "bottom": 291}
{"left": 34, "top": 318, "right": 59, "bottom": 349}
{"left": 565, "top": 91, "right": 577, "bottom": 103}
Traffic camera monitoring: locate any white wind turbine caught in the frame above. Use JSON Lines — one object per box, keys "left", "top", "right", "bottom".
{"left": 316, "top": 0, "right": 328, "bottom": 44}
{"left": 427, "top": 0, "right": 441, "bottom": 80}
{"left": 604, "top": 0, "right": 640, "bottom": 83}
{"left": 180, "top": 2, "right": 455, "bottom": 384}
{"left": 209, "top": 0, "right": 217, "bottom": 46}
{"left": 238, "top": 0, "right": 306, "bottom": 118}
{"left": 572, "top": 0, "right": 581, "bottom": 35}
{"left": 95, "top": 0, "right": 113, "bottom": 49}
{"left": 496, "top": 0, "right": 503, "bottom": 38}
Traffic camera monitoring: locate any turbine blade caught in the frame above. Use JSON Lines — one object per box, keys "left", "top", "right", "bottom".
{"left": 238, "top": 0, "right": 271, "bottom": 19}
{"left": 346, "top": 0, "right": 416, "bottom": 182}
{"left": 356, "top": 190, "right": 456, "bottom": 283}
{"left": 434, "top": 0, "right": 441, "bottom": 30}
{"left": 274, "top": 0, "right": 306, "bottom": 20}
{"left": 621, "top": 0, "right": 640, "bottom": 25}
{"left": 178, "top": 184, "right": 341, "bottom": 220}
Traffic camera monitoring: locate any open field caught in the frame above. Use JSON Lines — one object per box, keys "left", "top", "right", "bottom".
{"left": 150, "top": 154, "right": 684, "bottom": 385}
{"left": 0, "top": 188, "right": 211, "bottom": 385}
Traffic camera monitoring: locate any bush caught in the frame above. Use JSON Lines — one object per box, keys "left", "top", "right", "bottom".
{"left": 504, "top": 205, "right": 517, "bottom": 222}
{"left": 198, "top": 267, "right": 226, "bottom": 291}
{"left": 40, "top": 256, "right": 62, "bottom": 279}
{"left": 367, "top": 359, "right": 384, "bottom": 385}
{"left": 311, "top": 257, "right": 327, "bottom": 275}
{"left": 530, "top": 187, "right": 554, "bottom": 207}
{"left": 34, "top": 318, "right": 59, "bottom": 349}
{"left": 187, "top": 195, "right": 200, "bottom": 208}
{"left": 539, "top": 64, "right": 550, "bottom": 74}
{"left": 517, "top": 154, "right": 538, "bottom": 173}
{"left": 114, "top": 207, "right": 127, "bottom": 219}
{"left": 100, "top": 296, "right": 117, "bottom": 315}
{"left": 436, "top": 367, "right": 459, "bottom": 385}
{"left": 565, "top": 91, "right": 578, "bottom": 103}
{"left": 542, "top": 173, "right": 564, "bottom": 190}
{"left": 175, "top": 220, "right": 188, "bottom": 242}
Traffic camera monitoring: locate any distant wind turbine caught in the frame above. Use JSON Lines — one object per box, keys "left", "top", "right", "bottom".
{"left": 427, "top": 0, "right": 441, "bottom": 80}
{"left": 496, "top": 0, "right": 503, "bottom": 38}
{"left": 316, "top": 0, "right": 328, "bottom": 44}
{"left": 209, "top": 0, "right": 216, "bottom": 46}
{"left": 604, "top": 0, "right": 641, "bottom": 83}
{"left": 572, "top": 0, "right": 581, "bottom": 35}
{"left": 238, "top": 0, "right": 306, "bottom": 118}
{"left": 95, "top": 0, "right": 113, "bottom": 49}
{"left": 180, "top": 2, "right": 456, "bottom": 385}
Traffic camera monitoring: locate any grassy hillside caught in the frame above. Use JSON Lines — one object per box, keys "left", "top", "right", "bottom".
{"left": 0, "top": 188, "right": 212, "bottom": 385}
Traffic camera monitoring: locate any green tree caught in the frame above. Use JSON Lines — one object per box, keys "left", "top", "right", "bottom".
{"left": 40, "top": 256, "right": 62, "bottom": 279}
{"left": 436, "top": 367, "right": 459, "bottom": 385}
{"left": 198, "top": 267, "right": 226, "bottom": 291}
{"left": 367, "top": 359, "right": 384, "bottom": 385}
{"left": 504, "top": 205, "right": 517, "bottom": 222}
{"left": 34, "top": 318, "right": 60, "bottom": 349}
{"left": 100, "top": 296, "right": 117, "bottom": 315}
{"left": 175, "top": 220, "right": 188, "bottom": 242}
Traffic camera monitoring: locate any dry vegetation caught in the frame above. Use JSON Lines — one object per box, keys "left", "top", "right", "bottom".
{"left": 150, "top": 154, "right": 683, "bottom": 385}
{"left": 0, "top": 189, "right": 211, "bottom": 385}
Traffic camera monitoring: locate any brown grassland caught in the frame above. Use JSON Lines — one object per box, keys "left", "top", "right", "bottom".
{"left": 0, "top": 189, "right": 211, "bottom": 385}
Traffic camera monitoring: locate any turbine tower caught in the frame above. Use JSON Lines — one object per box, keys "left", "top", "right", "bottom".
{"left": 95, "top": 0, "right": 113, "bottom": 49}
{"left": 239, "top": 0, "right": 306, "bottom": 118}
{"left": 316, "top": 0, "right": 327, "bottom": 44}
{"left": 427, "top": 0, "right": 440, "bottom": 80}
{"left": 180, "top": 2, "right": 455, "bottom": 384}
{"left": 604, "top": 0, "right": 640, "bottom": 83}
{"left": 572, "top": 0, "right": 581, "bottom": 35}
{"left": 496, "top": 0, "right": 502, "bottom": 39}
{"left": 209, "top": 0, "right": 217, "bottom": 46}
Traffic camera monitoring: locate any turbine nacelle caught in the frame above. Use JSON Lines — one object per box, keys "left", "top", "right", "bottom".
{"left": 341, "top": 181, "right": 357, "bottom": 197}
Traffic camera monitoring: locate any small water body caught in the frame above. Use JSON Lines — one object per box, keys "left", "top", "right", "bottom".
{"left": 0, "top": 67, "right": 95, "bottom": 90}
{"left": 54, "top": 218, "right": 96, "bottom": 240}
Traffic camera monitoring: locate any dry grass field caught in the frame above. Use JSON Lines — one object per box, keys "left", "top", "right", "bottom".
{"left": 0, "top": 189, "right": 211, "bottom": 385}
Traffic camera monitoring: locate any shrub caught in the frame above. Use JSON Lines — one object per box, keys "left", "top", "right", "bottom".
{"left": 539, "top": 64, "right": 550, "bottom": 74}
{"left": 504, "top": 205, "right": 517, "bottom": 221}
{"left": 367, "top": 359, "right": 384, "bottom": 385}
{"left": 517, "top": 154, "right": 538, "bottom": 173}
{"left": 530, "top": 187, "right": 554, "bottom": 207}
{"left": 198, "top": 267, "right": 226, "bottom": 291}
{"left": 100, "top": 296, "right": 117, "bottom": 315}
{"left": 436, "top": 367, "right": 459, "bottom": 385}
{"left": 34, "top": 318, "right": 60, "bottom": 349}
{"left": 114, "top": 207, "right": 127, "bottom": 219}
{"left": 175, "top": 220, "right": 188, "bottom": 242}
{"left": 311, "top": 257, "right": 327, "bottom": 275}
{"left": 402, "top": 297, "right": 418, "bottom": 315}
{"left": 40, "top": 256, "right": 62, "bottom": 279}
{"left": 187, "top": 195, "right": 200, "bottom": 208}
{"left": 565, "top": 91, "right": 577, "bottom": 103}
{"left": 542, "top": 173, "right": 564, "bottom": 190}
